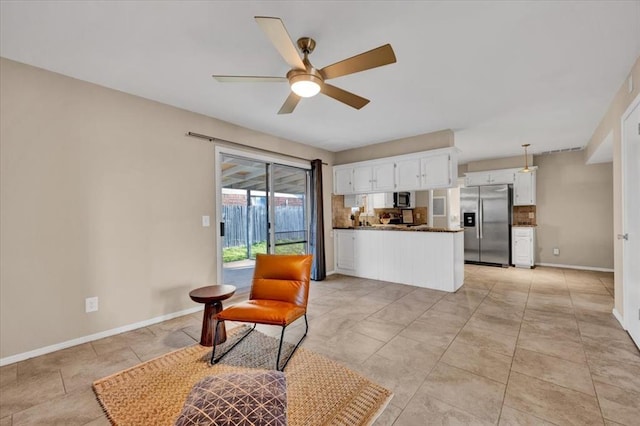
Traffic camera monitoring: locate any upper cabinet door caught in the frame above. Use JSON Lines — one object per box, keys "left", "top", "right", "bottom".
{"left": 465, "top": 173, "right": 491, "bottom": 186}
{"left": 352, "top": 165, "right": 373, "bottom": 193}
{"left": 395, "top": 158, "right": 422, "bottom": 190}
{"left": 334, "top": 167, "right": 353, "bottom": 194}
{"left": 422, "top": 153, "right": 452, "bottom": 188}
{"left": 514, "top": 171, "right": 536, "bottom": 205}
{"left": 489, "top": 170, "right": 516, "bottom": 184}
{"left": 372, "top": 162, "right": 396, "bottom": 191}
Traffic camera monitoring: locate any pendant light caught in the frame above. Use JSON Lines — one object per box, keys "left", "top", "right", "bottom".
{"left": 521, "top": 143, "right": 531, "bottom": 173}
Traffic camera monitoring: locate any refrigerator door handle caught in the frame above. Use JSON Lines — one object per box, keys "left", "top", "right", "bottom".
{"left": 479, "top": 200, "right": 483, "bottom": 239}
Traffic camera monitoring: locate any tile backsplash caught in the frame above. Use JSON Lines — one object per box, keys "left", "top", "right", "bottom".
{"left": 331, "top": 194, "right": 428, "bottom": 227}
{"left": 332, "top": 195, "right": 353, "bottom": 228}
{"left": 513, "top": 205, "right": 537, "bottom": 226}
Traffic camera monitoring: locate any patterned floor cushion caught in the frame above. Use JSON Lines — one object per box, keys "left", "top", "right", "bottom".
{"left": 175, "top": 371, "right": 287, "bottom": 426}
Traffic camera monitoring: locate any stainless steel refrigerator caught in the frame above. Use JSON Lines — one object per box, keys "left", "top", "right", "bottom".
{"left": 460, "top": 185, "right": 512, "bottom": 265}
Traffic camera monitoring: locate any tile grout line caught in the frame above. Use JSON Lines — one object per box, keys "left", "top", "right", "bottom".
{"left": 496, "top": 270, "right": 533, "bottom": 425}
{"left": 567, "top": 276, "right": 609, "bottom": 424}
{"left": 396, "top": 277, "right": 496, "bottom": 424}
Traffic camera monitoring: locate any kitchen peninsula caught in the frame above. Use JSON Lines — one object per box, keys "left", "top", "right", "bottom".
{"left": 333, "top": 226, "right": 464, "bottom": 292}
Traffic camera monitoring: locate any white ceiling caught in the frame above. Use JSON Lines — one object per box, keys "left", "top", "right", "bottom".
{"left": 1, "top": 1, "right": 639, "bottom": 163}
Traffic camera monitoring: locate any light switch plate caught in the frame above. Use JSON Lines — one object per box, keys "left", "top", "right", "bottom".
{"left": 202, "top": 215, "right": 210, "bottom": 227}
{"left": 85, "top": 297, "right": 98, "bottom": 313}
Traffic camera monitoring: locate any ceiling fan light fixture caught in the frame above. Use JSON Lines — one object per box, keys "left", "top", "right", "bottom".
{"left": 289, "top": 73, "right": 322, "bottom": 97}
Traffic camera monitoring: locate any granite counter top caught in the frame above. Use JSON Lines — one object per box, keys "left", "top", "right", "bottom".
{"left": 333, "top": 225, "right": 463, "bottom": 233}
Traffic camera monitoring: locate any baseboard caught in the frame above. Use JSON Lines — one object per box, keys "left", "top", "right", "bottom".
{"left": 0, "top": 306, "right": 202, "bottom": 367}
{"left": 535, "top": 262, "right": 614, "bottom": 273}
{"left": 612, "top": 308, "right": 626, "bottom": 329}
{"left": 326, "top": 270, "right": 336, "bottom": 276}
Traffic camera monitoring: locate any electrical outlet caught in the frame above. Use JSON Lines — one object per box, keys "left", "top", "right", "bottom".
{"left": 202, "top": 215, "right": 210, "bottom": 227}
{"left": 553, "top": 248, "right": 560, "bottom": 256}
{"left": 85, "top": 297, "right": 99, "bottom": 313}
{"left": 416, "top": 213, "right": 421, "bottom": 219}
{"left": 528, "top": 212, "right": 535, "bottom": 219}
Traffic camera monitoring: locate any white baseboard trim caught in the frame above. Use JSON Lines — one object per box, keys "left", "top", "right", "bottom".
{"left": 326, "top": 270, "right": 336, "bottom": 276}
{"left": 535, "top": 263, "right": 614, "bottom": 273}
{"left": 0, "top": 306, "right": 202, "bottom": 367}
{"left": 612, "top": 308, "right": 626, "bottom": 329}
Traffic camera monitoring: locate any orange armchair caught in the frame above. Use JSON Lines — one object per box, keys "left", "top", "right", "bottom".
{"left": 210, "top": 253, "right": 313, "bottom": 371}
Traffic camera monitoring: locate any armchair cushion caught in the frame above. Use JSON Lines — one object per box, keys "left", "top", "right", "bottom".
{"left": 250, "top": 254, "right": 312, "bottom": 307}
{"left": 216, "top": 300, "right": 305, "bottom": 326}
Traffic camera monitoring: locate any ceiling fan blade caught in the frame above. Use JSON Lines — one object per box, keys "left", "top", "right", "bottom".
{"left": 255, "top": 16, "right": 306, "bottom": 70}
{"left": 320, "top": 44, "right": 396, "bottom": 80}
{"left": 321, "top": 84, "right": 370, "bottom": 110}
{"left": 212, "top": 75, "right": 287, "bottom": 83}
{"left": 278, "top": 92, "right": 301, "bottom": 114}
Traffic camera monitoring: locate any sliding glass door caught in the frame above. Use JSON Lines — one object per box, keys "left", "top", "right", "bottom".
{"left": 271, "top": 164, "right": 309, "bottom": 255}
{"left": 218, "top": 151, "right": 309, "bottom": 289}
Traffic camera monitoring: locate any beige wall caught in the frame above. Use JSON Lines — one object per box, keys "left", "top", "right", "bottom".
{"left": 535, "top": 151, "right": 613, "bottom": 269}
{"left": 459, "top": 151, "right": 614, "bottom": 270}
{"left": 0, "top": 58, "right": 334, "bottom": 359}
{"left": 585, "top": 56, "right": 640, "bottom": 316}
{"left": 334, "top": 129, "right": 453, "bottom": 165}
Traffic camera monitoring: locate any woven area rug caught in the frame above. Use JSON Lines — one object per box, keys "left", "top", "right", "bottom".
{"left": 93, "top": 327, "right": 392, "bottom": 425}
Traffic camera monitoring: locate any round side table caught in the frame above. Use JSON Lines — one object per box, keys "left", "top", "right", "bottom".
{"left": 189, "top": 284, "right": 236, "bottom": 346}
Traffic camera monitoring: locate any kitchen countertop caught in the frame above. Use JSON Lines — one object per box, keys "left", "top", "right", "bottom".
{"left": 512, "top": 224, "right": 538, "bottom": 227}
{"left": 333, "top": 225, "right": 464, "bottom": 233}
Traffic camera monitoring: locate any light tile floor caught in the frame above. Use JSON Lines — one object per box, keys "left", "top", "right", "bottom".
{"left": 1, "top": 265, "right": 639, "bottom": 425}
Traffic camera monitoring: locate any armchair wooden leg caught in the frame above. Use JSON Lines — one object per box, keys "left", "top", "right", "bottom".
{"left": 210, "top": 321, "right": 256, "bottom": 365}
{"left": 276, "top": 314, "right": 309, "bottom": 371}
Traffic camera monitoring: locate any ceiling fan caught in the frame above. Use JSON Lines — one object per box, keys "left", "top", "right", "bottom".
{"left": 212, "top": 16, "right": 397, "bottom": 114}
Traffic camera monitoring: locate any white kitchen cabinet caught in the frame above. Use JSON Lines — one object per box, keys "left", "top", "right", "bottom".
{"left": 372, "top": 162, "right": 396, "bottom": 191}
{"left": 464, "top": 169, "right": 516, "bottom": 186}
{"left": 514, "top": 171, "right": 536, "bottom": 205}
{"left": 465, "top": 173, "right": 491, "bottom": 186}
{"left": 395, "top": 158, "right": 422, "bottom": 190}
{"left": 489, "top": 170, "right": 516, "bottom": 184}
{"left": 335, "top": 230, "right": 356, "bottom": 271}
{"left": 395, "top": 150, "right": 456, "bottom": 191}
{"left": 333, "top": 148, "right": 458, "bottom": 194}
{"left": 352, "top": 165, "right": 373, "bottom": 193}
{"left": 334, "top": 229, "right": 464, "bottom": 292}
{"left": 512, "top": 227, "right": 535, "bottom": 268}
{"left": 422, "top": 152, "right": 453, "bottom": 188}
{"left": 354, "top": 230, "right": 380, "bottom": 279}
{"left": 352, "top": 161, "right": 396, "bottom": 193}
{"left": 334, "top": 167, "right": 353, "bottom": 195}
{"left": 343, "top": 194, "right": 363, "bottom": 208}
{"left": 371, "top": 193, "right": 394, "bottom": 208}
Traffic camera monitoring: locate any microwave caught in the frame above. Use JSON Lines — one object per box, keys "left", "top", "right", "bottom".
{"left": 393, "top": 192, "right": 411, "bottom": 208}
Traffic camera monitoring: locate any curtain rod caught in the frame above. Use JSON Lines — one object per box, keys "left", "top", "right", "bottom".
{"left": 186, "top": 131, "right": 328, "bottom": 166}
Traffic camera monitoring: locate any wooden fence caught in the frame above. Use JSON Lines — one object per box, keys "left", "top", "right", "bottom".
{"left": 222, "top": 205, "right": 306, "bottom": 248}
